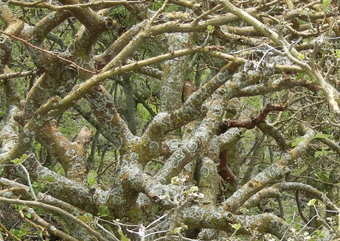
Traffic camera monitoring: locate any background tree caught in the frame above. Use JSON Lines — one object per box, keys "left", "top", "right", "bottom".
{"left": 0, "top": 0, "right": 340, "bottom": 240}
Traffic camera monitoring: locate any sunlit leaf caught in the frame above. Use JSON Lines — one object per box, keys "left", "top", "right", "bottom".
{"left": 307, "top": 199, "right": 316, "bottom": 206}
{"left": 232, "top": 223, "right": 242, "bottom": 230}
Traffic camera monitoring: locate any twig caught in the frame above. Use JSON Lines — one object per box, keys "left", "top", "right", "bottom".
{"left": 192, "top": 4, "right": 223, "bottom": 25}
{"left": 19, "top": 164, "right": 37, "bottom": 201}
{"left": 20, "top": 207, "right": 79, "bottom": 241}
{"left": 0, "top": 222, "right": 21, "bottom": 241}
{"left": 0, "top": 197, "right": 107, "bottom": 241}
{"left": 147, "top": 0, "right": 169, "bottom": 27}
{"left": 8, "top": 0, "right": 144, "bottom": 11}
{"left": 0, "top": 30, "right": 96, "bottom": 74}
{"left": 219, "top": 103, "right": 288, "bottom": 131}
{"left": 0, "top": 69, "right": 37, "bottom": 80}
{"left": 95, "top": 219, "right": 120, "bottom": 241}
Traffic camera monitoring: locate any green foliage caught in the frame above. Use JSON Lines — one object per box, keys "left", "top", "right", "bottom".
{"left": 231, "top": 223, "right": 241, "bottom": 231}
{"left": 10, "top": 227, "right": 31, "bottom": 240}
{"left": 58, "top": 111, "right": 92, "bottom": 139}
{"left": 11, "top": 154, "right": 28, "bottom": 165}
{"left": 144, "top": 160, "right": 163, "bottom": 176}
{"left": 98, "top": 206, "right": 109, "bottom": 217}
{"left": 292, "top": 134, "right": 332, "bottom": 147}
{"left": 291, "top": 137, "right": 305, "bottom": 147}
{"left": 322, "top": 0, "right": 331, "bottom": 9}
{"left": 336, "top": 49, "right": 340, "bottom": 59}
{"left": 313, "top": 134, "right": 332, "bottom": 139}
{"left": 35, "top": 229, "right": 43, "bottom": 237}
{"left": 149, "top": 204, "right": 165, "bottom": 216}
{"left": 315, "top": 147, "right": 334, "bottom": 158}
{"left": 322, "top": 0, "right": 331, "bottom": 6}
{"left": 307, "top": 199, "right": 317, "bottom": 206}
{"left": 243, "top": 96, "right": 262, "bottom": 109}
{"left": 298, "top": 53, "right": 305, "bottom": 60}
{"left": 87, "top": 169, "right": 97, "bottom": 187}
{"left": 14, "top": 204, "right": 25, "bottom": 211}
{"left": 109, "top": 5, "right": 137, "bottom": 30}
{"left": 171, "top": 176, "right": 189, "bottom": 185}
{"left": 295, "top": 73, "right": 311, "bottom": 82}
{"left": 173, "top": 223, "right": 188, "bottom": 234}
{"left": 118, "top": 229, "right": 130, "bottom": 241}
{"left": 171, "top": 176, "right": 180, "bottom": 185}
{"left": 207, "top": 25, "right": 215, "bottom": 34}
{"left": 314, "top": 169, "right": 331, "bottom": 181}
{"left": 309, "top": 229, "right": 325, "bottom": 241}
{"left": 150, "top": 1, "right": 163, "bottom": 10}
{"left": 25, "top": 212, "right": 32, "bottom": 219}
{"left": 186, "top": 186, "right": 198, "bottom": 193}
{"left": 136, "top": 103, "right": 155, "bottom": 135}
{"left": 32, "top": 181, "right": 46, "bottom": 193}
{"left": 0, "top": 105, "right": 6, "bottom": 120}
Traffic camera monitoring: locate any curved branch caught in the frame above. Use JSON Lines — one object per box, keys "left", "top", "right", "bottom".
{"left": 223, "top": 127, "right": 315, "bottom": 213}
{"left": 0, "top": 197, "right": 106, "bottom": 241}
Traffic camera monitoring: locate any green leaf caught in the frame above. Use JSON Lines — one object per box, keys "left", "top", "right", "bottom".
{"left": 207, "top": 25, "right": 215, "bottom": 33}
{"left": 312, "top": 134, "right": 332, "bottom": 139}
{"left": 189, "top": 186, "right": 198, "bottom": 192}
{"left": 32, "top": 181, "right": 45, "bottom": 193}
{"left": 292, "top": 134, "right": 331, "bottom": 148}
{"left": 307, "top": 199, "right": 316, "bottom": 206}
{"left": 150, "top": 1, "right": 163, "bottom": 11}
{"left": 295, "top": 73, "right": 305, "bottom": 81}
{"left": 25, "top": 212, "right": 32, "bottom": 219}
{"left": 323, "top": 0, "right": 330, "bottom": 7}
{"left": 118, "top": 230, "right": 130, "bottom": 241}
{"left": 315, "top": 151, "right": 323, "bottom": 158}
{"left": 11, "top": 154, "right": 28, "bottom": 165}
{"left": 14, "top": 204, "right": 25, "bottom": 211}
{"left": 336, "top": 49, "right": 340, "bottom": 58}
{"left": 315, "top": 147, "right": 334, "bottom": 158}
{"left": 171, "top": 176, "right": 179, "bottom": 185}
{"left": 207, "top": 25, "right": 214, "bottom": 31}
{"left": 180, "top": 222, "right": 188, "bottom": 230}
{"left": 291, "top": 138, "right": 304, "bottom": 147}
{"left": 298, "top": 54, "right": 305, "bottom": 60}
{"left": 87, "top": 169, "right": 97, "bottom": 187}
{"left": 98, "top": 206, "right": 109, "bottom": 217}
{"left": 10, "top": 229, "right": 21, "bottom": 237}
{"left": 173, "top": 227, "right": 182, "bottom": 234}
{"left": 231, "top": 223, "right": 241, "bottom": 230}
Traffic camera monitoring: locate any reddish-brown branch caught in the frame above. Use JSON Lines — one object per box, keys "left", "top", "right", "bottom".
{"left": 219, "top": 103, "right": 288, "bottom": 132}
{"left": 0, "top": 222, "right": 21, "bottom": 241}
{"left": 218, "top": 149, "right": 236, "bottom": 184}
{"left": 216, "top": 103, "right": 287, "bottom": 184}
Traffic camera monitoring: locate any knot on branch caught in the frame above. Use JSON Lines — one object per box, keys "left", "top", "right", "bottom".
{"left": 94, "top": 82, "right": 103, "bottom": 92}
{"left": 104, "top": 17, "right": 116, "bottom": 30}
{"left": 152, "top": 195, "right": 160, "bottom": 203}
{"left": 299, "top": 78, "right": 319, "bottom": 92}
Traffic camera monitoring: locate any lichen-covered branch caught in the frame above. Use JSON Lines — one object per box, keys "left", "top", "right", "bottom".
{"left": 0, "top": 197, "right": 106, "bottom": 241}
{"left": 223, "top": 128, "right": 315, "bottom": 212}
